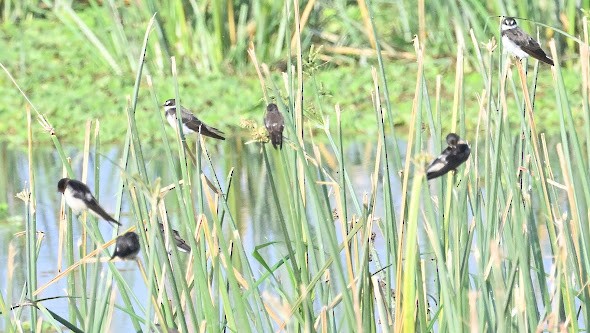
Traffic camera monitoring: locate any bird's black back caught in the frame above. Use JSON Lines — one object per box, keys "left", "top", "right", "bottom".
{"left": 264, "top": 104, "right": 285, "bottom": 149}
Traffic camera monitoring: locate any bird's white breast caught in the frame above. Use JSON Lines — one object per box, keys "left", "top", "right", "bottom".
{"left": 502, "top": 35, "right": 529, "bottom": 59}
{"left": 63, "top": 187, "right": 87, "bottom": 214}
{"left": 166, "top": 114, "right": 194, "bottom": 134}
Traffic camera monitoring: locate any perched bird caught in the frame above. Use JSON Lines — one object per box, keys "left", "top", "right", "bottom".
{"left": 264, "top": 103, "right": 285, "bottom": 149}
{"left": 111, "top": 231, "right": 141, "bottom": 260}
{"left": 501, "top": 17, "right": 554, "bottom": 66}
{"left": 162, "top": 99, "right": 225, "bottom": 140}
{"left": 159, "top": 223, "right": 191, "bottom": 253}
{"left": 57, "top": 178, "right": 121, "bottom": 226}
{"left": 426, "top": 133, "right": 471, "bottom": 180}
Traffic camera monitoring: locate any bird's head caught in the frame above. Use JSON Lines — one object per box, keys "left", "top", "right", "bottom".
{"left": 163, "top": 99, "right": 176, "bottom": 109}
{"left": 446, "top": 133, "right": 460, "bottom": 146}
{"left": 502, "top": 17, "right": 518, "bottom": 30}
{"left": 57, "top": 178, "right": 69, "bottom": 193}
{"left": 266, "top": 103, "right": 279, "bottom": 113}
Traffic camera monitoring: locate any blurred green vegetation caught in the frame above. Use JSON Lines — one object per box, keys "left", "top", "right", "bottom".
{"left": 2, "top": 1, "right": 590, "bottom": 332}
{"left": 0, "top": 0, "right": 586, "bottom": 146}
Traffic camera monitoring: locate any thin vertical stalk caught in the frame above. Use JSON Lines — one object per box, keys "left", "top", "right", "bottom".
{"left": 25, "top": 106, "right": 37, "bottom": 331}
{"left": 394, "top": 38, "right": 423, "bottom": 331}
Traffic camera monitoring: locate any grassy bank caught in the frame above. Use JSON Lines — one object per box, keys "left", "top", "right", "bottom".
{"left": 0, "top": 3, "right": 585, "bottom": 146}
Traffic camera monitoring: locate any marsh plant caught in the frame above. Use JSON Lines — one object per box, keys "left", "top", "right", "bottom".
{"left": 1, "top": 0, "right": 590, "bottom": 332}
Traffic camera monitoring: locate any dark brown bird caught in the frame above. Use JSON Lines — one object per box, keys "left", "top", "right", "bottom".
{"left": 159, "top": 223, "right": 191, "bottom": 253}
{"left": 264, "top": 103, "right": 284, "bottom": 149}
{"left": 501, "top": 17, "right": 554, "bottom": 66}
{"left": 163, "top": 99, "right": 225, "bottom": 140}
{"left": 426, "top": 133, "right": 471, "bottom": 180}
{"left": 111, "top": 232, "right": 141, "bottom": 260}
{"left": 57, "top": 178, "right": 121, "bottom": 226}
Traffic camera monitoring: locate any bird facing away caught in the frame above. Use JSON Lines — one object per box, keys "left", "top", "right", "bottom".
{"left": 264, "top": 103, "right": 285, "bottom": 149}
{"left": 111, "top": 231, "right": 141, "bottom": 260}
{"left": 426, "top": 133, "right": 471, "bottom": 180}
{"left": 501, "top": 17, "right": 554, "bottom": 66}
{"left": 57, "top": 178, "right": 121, "bottom": 226}
{"left": 159, "top": 223, "right": 191, "bottom": 253}
{"left": 162, "top": 99, "right": 225, "bottom": 140}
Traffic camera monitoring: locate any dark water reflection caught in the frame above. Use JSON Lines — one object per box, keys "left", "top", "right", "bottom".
{"left": 0, "top": 135, "right": 560, "bottom": 330}
{"left": 0, "top": 137, "right": 399, "bottom": 330}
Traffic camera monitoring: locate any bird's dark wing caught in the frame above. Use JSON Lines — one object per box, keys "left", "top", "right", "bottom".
{"left": 265, "top": 112, "right": 285, "bottom": 149}
{"left": 427, "top": 145, "right": 470, "bottom": 180}
{"left": 426, "top": 147, "right": 453, "bottom": 179}
{"left": 446, "top": 144, "right": 471, "bottom": 166}
{"left": 504, "top": 28, "right": 554, "bottom": 65}
{"left": 265, "top": 113, "right": 285, "bottom": 132}
{"left": 111, "top": 233, "right": 140, "bottom": 259}
{"left": 181, "top": 108, "right": 225, "bottom": 140}
{"left": 66, "top": 180, "right": 120, "bottom": 225}
{"left": 87, "top": 201, "right": 121, "bottom": 226}
{"left": 172, "top": 229, "right": 191, "bottom": 252}
{"left": 426, "top": 147, "right": 452, "bottom": 180}
{"left": 187, "top": 121, "right": 225, "bottom": 140}
{"left": 269, "top": 132, "right": 283, "bottom": 149}
{"left": 159, "top": 223, "right": 191, "bottom": 252}
{"left": 66, "top": 180, "right": 92, "bottom": 200}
